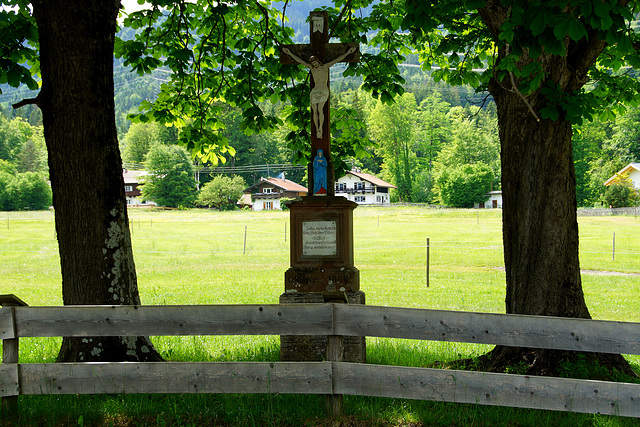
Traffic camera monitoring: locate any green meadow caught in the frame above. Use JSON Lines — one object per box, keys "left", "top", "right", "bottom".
{"left": 1, "top": 207, "right": 640, "bottom": 426}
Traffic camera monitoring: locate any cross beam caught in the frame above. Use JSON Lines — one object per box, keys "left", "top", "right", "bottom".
{"left": 280, "top": 11, "right": 359, "bottom": 196}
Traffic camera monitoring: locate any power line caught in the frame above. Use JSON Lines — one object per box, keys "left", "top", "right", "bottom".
{"left": 200, "top": 163, "right": 305, "bottom": 174}
{"left": 123, "top": 162, "right": 305, "bottom": 175}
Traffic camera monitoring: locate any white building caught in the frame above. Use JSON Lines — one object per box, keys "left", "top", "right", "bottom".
{"left": 335, "top": 169, "right": 396, "bottom": 205}
{"left": 475, "top": 190, "right": 502, "bottom": 209}
{"left": 123, "top": 169, "right": 156, "bottom": 207}
{"left": 604, "top": 163, "right": 640, "bottom": 189}
{"left": 244, "top": 176, "right": 307, "bottom": 211}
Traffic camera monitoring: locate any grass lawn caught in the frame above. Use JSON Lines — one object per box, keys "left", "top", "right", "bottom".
{"left": 1, "top": 207, "right": 639, "bottom": 426}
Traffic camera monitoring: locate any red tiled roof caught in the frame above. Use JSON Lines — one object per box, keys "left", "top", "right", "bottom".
{"left": 244, "top": 177, "right": 307, "bottom": 194}
{"left": 347, "top": 171, "right": 396, "bottom": 188}
{"left": 265, "top": 177, "right": 307, "bottom": 192}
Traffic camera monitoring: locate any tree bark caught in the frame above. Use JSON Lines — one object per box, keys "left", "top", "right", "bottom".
{"left": 32, "top": 0, "right": 162, "bottom": 362}
{"left": 492, "top": 87, "right": 589, "bottom": 319}
{"left": 477, "top": 2, "right": 601, "bottom": 322}
{"left": 475, "top": 2, "right": 635, "bottom": 376}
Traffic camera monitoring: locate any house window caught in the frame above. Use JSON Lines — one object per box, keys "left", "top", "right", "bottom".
{"left": 336, "top": 183, "right": 346, "bottom": 192}
{"left": 355, "top": 196, "right": 366, "bottom": 202}
{"left": 264, "top": 201, "right": 272, "bottom": 210}
{"left": 264, "top": 188, "right": 273, "bottom": 194}
{"left": 124, "top": 185, "right": 133, "bottom": 192}
{"left": 377, "top": 196, "right": 381, "bottom": 203}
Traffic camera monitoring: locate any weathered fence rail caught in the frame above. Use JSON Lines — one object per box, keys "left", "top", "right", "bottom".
{"left": 2, "top": 295, "right": 639, "bottom": 418}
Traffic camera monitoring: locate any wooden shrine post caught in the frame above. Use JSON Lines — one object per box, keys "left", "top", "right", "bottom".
{"left": 279, "top": 10, "right": 359, "bottom": 196}
{"left": 278, "top": 11, "right": 365, "bottom": 367}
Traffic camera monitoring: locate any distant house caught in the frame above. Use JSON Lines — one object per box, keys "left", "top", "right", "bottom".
{"left": 335, "top": 168, "right": 396, "bottom": 205}
{"left": 475, "top": 191, "right": 502, "bottom": 209}
{"left": 244, "top": 176, "right": 307, "bottom": 211}
{"left": 237, "top": 193, "right": 253, "bottom": 209}
{"left": 123, "top": 169, "right": 156, "bottom": 207}
{"left": 604, "top": 163, "right": 640, "bottom": 189}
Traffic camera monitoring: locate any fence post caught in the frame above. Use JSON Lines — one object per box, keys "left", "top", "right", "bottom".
{"left": 326, "top": 302, "right": 344, "bottom": 417}
{"left": 243, "top": 225, "right": 247, "bottom": 255}
{"left": 426, "top": 238, "right": 430, "bottom": 288}
{"left": 1, "top": 294, "right": 28, "bottom": 415}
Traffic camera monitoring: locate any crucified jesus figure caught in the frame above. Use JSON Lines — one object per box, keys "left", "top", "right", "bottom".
{"left": 283, "top": 46, "right": 357, "bottom": 138}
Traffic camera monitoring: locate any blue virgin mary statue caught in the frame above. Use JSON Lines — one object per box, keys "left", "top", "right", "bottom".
{"left": 313, "top": 149, "right": 327, "bottom": 195}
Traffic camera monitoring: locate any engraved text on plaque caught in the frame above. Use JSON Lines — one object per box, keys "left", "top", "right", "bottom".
{"left": 302, "top": 220, "right": 337, "bottom": 256}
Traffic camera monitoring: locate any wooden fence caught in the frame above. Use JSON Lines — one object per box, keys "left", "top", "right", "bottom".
{"left": 1, "top": 294, "right": 640, "bottom": 418}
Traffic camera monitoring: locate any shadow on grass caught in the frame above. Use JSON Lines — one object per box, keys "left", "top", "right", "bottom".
{"left": 5, "top": 393, "right": 638, "bottom": 427}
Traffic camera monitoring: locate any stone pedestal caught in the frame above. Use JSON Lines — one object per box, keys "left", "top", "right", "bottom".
{"left": 285, "top": 196, "right": 359, "bottom": 292}
{"left": 279, "top": 290, "right": 366, "bottom": 362}
{"left": 280, "top": 196, "right": 366, "bottom": 363}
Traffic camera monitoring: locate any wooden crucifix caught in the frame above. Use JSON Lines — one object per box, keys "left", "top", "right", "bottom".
{"left": 280, "top": 11, "right": 359, "bottom": 197}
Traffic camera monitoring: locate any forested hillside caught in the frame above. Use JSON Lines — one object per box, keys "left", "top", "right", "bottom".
{"left": 0, "top": 2, "right": 638, "bottom": 209}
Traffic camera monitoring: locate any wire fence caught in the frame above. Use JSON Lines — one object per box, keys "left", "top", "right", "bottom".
{"left": 2, "top": 209, "right": 640, "bottom": 260}
{"left": 370, "top": 205, "right": 640, "bottom": 217}
{"left": 578, "top": 207, "right": 640, "bottom": 217}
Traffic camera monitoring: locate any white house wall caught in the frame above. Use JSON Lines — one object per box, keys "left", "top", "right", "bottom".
{"left": 629, "top": 168, "right": 640, "bottom": 189}
{"left": 335, "top": 174, "right": 391, "bottom": 205}
{"left": 475, "top": 192, "right": 502, "bottom": 209}
{"left": 605, "top": 163, "right": 640, "bottom": 188}
{"left": 487, "top": 193, "right": 502, "bottom": 208}
{"left": 126, "top": 197, "right": 156, "bottom": 207}
{"left": 252, "top": 198, "right": 281, "bottom": 211}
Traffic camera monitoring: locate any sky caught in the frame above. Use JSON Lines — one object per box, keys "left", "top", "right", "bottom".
{"left": 120, "top": 0, "right": 148, "bottom": 14}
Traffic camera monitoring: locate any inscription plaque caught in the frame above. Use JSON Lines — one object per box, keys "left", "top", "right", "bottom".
{"left": 302, "top": 220, "right": 337, "bottom": 256}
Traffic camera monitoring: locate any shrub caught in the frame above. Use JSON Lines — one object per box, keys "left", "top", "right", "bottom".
{"left": 197, "top": 175, "right": 246, "bottom": 210}
{"left": 0, "top": 171, "right": 52, "bottom": 211}
{"left": 437, "top": 163, "right": 493, "bottom": 208}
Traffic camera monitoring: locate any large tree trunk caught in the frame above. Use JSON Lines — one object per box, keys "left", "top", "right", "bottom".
{"left": 493, "top": 89, "right": 589, "bottom": 319}
{"left": 477, "top": 4, "right": 598, "bottom": 322}
{"left": 482, "top": 92, "right": 635, "bottom": 376}
{"left": 473, "top": 2, "right": 635, "bottom": 377}
{"left": 481, "top": 76, "right": 595, "bottom": 376}
{"left": 32, "top": 0, "right": 162, "bottom": 362}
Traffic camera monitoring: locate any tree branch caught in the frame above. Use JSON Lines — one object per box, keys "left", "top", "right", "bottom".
{"left": 502, "top": 43, "right": 540, "bottom": 123}
{"left": 12, "top": 96, "right": 39, "bottom": 109}
{"left": 509, "top": 71, "right": 540, "bottom": 122}
{"left": 328, "top": 0, "right": 353, "bottom": 40}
